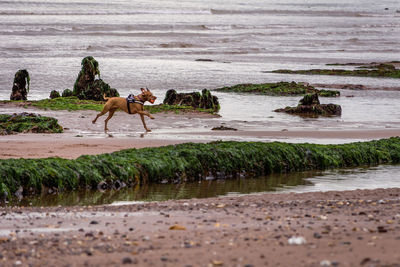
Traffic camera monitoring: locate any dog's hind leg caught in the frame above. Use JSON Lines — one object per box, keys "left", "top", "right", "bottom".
{"left": 92, "top": 109, "right": 108, "bottom": 124}
{"left": 104, "top": 108, "right": 117, "bottom": 132}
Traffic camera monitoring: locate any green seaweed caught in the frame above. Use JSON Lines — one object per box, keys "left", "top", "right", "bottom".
{"left": 49, "top": 90, "right": 60, "bottom": 99}
{"left": 0, "top": 113, "right": 63, "bottom": 135}
{"left": 22, "top": 97, "right": 215, "bottom": 114}
{"left": 271, "top": 64, "right": 400, "bottom": 78}
{"left": 214, "top": 82, "right": 340, "bottom": 97}
{"left": 1, "top": 138, "right": 400, "bottom": 200}
{"left": 31, "top": 96, "right": 104, "bottom": 112}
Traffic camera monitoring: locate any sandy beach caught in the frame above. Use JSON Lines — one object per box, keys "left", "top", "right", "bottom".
{"left": 1, "top": 104, "right": 400, "bottom": 266}
{"left": 1, "top": 188, "right": 400, "bottom": 266}
{"left": 1, "top": 0, "right": 400, "bottom": 265}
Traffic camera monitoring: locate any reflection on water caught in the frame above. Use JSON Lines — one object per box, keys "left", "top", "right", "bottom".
{"left": 11, "top": 164, "right": 400, "bottom": 207}
{"left": 16, "top": 172, "right": 313, "bottom": 207}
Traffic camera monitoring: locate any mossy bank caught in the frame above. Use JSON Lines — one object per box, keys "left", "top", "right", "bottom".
{"left": 214, "top": 82, "right": 339, "bottom": 97}
{"left": 3, "top": 97, "right": 217, "bottom": 115}
{"left": 1, "top": 138, "right": 400, "bottom": 200}
{"left": 271, "top": 63, "right": 400, "bottom": 78}
{"left": 0, "top": 113, "right": 63, "bottom": 135}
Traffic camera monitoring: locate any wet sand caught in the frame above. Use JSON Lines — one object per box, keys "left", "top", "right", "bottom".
{"left": 1, "top": 102, "right": 400, "bottom": 159}
{"left": 1, "top": 188, "right": 400, "bottom": 266}
{"left": 1, "top": 104, "right": 400, "bottom": 266}
{"left": 2, "top": 128, "right": 400, "bottom": 159}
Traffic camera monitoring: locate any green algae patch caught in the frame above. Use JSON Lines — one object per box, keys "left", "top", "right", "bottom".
{"left": 27, "top": 97, "right": 216, "bottom": 114}
{"left": 0, "top": 113, "right": 63, "bottom": 135}
{"left": 1, "top": 138, "right": 400, "bottom": 200}
{"left": 214, "top": 82, "right": 339, "bottom": 97}
{"left": 271, "top": 63, "right": 400, "bottom": 78}
{"left": 31, "top": 96, "right": 104, "bottom": 112}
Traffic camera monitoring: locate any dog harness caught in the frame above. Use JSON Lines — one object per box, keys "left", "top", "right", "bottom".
{"left": 126, "top": 94, "right": 144, "bottom": 114}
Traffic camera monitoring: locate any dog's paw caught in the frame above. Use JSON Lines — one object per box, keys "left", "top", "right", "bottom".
{"left": 146, "top": 129, "right": 152, "bottom": 132}
{"left": 92, "top": 120, "right": 96, "bottom": 124}
{"left": 150, "top": 116, "right": 155, "bottom": 120}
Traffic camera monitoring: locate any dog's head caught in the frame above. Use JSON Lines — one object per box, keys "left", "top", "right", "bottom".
{"left": 140, "top": 88, "right": 157, "bottom": 104}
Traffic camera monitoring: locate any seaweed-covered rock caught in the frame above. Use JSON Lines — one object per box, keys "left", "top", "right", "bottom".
{"left": 163, "top": 89, "right": 220, "bottom": 112}
{"left": 73, "top": 56, "right": 119, "bottom": 101}
{"left": 49, "top": 90, "right": 60, "bottom": 99}
{"left": 62, "top": 89, "right": 73, "bottom": 97}
{"left": 212, "top": 126, "right": 237, "bottom": 131}
{"left": 299, "top": 93, "right": 320, "bottom": 105}
{"left": 10, "top": 69, "right": 30, "bottom": 100}
{"left": 275, "top": 93, "right": 341, "bottom": 116}
{"left": 0, "top": 113, "right": 63, "bottom": 135}
{"left": 214, "top": 81, "right": 340, "bottom": 97}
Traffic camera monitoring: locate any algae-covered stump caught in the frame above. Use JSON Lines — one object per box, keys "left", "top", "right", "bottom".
{"left": 10, "top": 69, "right": 30, "bottom": 101}
{"left": 49, "top": 90, "right": 61, "bottom": 99}
{"left": 73, "top": 56, "right": 119, "bottom": 101}
{"left": 214, "top": 82, "right": 340, "bottom": 97}
{"left": 163, "top": 89, "right": 220, "bottom": 112}
{"left": 275, "top": 93, "right": 342, "bottom": 117}
{"left": 0, "top": 112, "right": 63, "bottom": 135}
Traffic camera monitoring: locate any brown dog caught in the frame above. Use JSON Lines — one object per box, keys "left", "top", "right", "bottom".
{"left": 92, "top": 88, "right": 157, "bottom": 132}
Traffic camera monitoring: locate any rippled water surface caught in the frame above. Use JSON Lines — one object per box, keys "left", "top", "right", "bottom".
{"left": 0, "top": 0, "right": 399, "bottom": 100}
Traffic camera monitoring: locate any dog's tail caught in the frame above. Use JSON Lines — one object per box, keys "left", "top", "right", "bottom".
{"left": 103, "top": 93, "right": 111, "bottom": 101}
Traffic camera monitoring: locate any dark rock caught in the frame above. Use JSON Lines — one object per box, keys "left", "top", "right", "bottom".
{"left": 10, "top": 69, "right": 30, "bottom": 100}
{"left": 113, "top": 180, "right": 126, "bottom": 190}
{"left": 275, "top": 93, "right": 341, "bottom": 117}
{"left": 73, "top": 56, "right": 119, "bottom": 101}
{"left": 163, "top": 89, "right": 220, "bottom": 112}
{"left": 49, "top": 90, "right": 60, "bottom": 99}
{"left": 97, "top": 181, "right": 108, "bottom": 191}
{"left": 195, "top": 59, "right": 214, "bottom": 62}
{"left": 377, "top": 226, "right": 387, "bottom": 233}
{"left": 62, "top": 89, "right": 73, "bottom": 97}
{"left": 313, "top": 232, "right": 322, "bottom": 239}
{"left": 122, "top": 257, "right": 134, "bottom": 264}
{"left": 211, "top": 126, "right": 237, "bottom": 131}
{"left": 89, "top": 220, "right": 99, "bottom": 225}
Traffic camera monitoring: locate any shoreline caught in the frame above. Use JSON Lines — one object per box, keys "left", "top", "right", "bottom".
{"left": 1, "top": 128, "right": 400, "bottom": 159}
{"left": 1, "top": 187, "right": 400, "bottom": 266}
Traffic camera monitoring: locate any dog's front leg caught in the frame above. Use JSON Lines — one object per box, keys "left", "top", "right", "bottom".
{"left": 137, "top": 110, "right": 155, "bottom": 120}
{"left": 139, "top": 114, "right": 152, "bottom": 132}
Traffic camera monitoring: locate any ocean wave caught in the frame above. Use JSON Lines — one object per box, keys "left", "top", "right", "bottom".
{"left": 210, "top": 8, "right": 382, "bottom": 17}
{"left": 0, "top": 9, "right": 211, "bottom": 16}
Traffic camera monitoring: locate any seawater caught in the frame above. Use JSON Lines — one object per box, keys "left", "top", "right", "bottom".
{"left": 12, "top": 165, "right": 400, "bottom": 207}
{"left": 0, "top": 0, "right": 399, "bottom": 101}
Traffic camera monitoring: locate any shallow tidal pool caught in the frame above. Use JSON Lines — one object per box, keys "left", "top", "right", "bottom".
{"left": 9, "top": 164, "right": 400, "bottom": 207}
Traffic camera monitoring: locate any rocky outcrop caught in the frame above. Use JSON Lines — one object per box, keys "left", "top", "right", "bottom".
{"left": 275, "top": 93, "right": 341, "bottom": 116}
{"left": 0, "top": 112, "right": 63, "bottom": 135}
{"left": 10, "top": 69, "right": 30, "bottom": 100}
{"left": 49, "top": 90, "right": 60, "bottom": 99}
{"left": 73, "top": 56, "right": 119, "bottom": 101}
{"left": 163, "top": 89, "right": 220, "bottom": 112}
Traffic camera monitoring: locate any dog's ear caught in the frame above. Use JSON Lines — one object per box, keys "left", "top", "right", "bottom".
{"left": 146, "top": 87, "right": 150, "bottom": 91}
{"left": 141, "top": 88, "right": 145, "bottom": 93}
